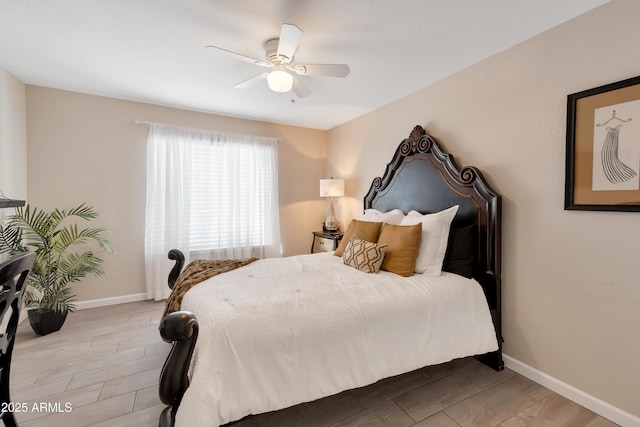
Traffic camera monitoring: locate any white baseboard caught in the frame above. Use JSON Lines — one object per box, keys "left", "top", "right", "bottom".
{"left": 503, "top": 354, "right": 640, "bottom": 427}
{"left": 74, "top": 293, "right": 149, "bottom": 310}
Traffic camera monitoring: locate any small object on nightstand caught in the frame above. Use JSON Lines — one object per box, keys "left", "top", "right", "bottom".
{"left": 311, "top": 231, "right": 343, "bottom": 254}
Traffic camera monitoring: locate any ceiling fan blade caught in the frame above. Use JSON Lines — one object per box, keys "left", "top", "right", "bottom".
{"left": 206, "top": 45, "right": 270, "bottom": 67}
{"left": 234, "top": 72, "right": 269, "bottom": 89}
{"left": 277, "top": 23, "right": 303, "bottom": 61}
{"left": 292, "top": 64, "right": 350, "bottom": 78}
{"left": 291, "top": 74, "right": 310, "bottom": 98}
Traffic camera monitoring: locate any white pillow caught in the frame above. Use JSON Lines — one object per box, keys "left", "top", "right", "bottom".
{"left": 359, "top": 208, "right": 405, "bottom": 225}
{"left": 400, "top": 205, "right": 459, "bottom": 275}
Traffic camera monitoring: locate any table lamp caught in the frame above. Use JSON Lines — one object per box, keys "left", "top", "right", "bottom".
{"left": 319, "top": 178, "right": 344, "bottom": 232}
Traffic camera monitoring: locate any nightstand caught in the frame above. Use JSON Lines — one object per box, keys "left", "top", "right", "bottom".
{"left": 311, "top": 231, "right": 343, "bottom": 253}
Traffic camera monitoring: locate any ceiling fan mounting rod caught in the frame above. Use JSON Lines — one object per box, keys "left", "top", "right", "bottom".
{"left": 264, "top": 38, "right": 292, "bottom": 65}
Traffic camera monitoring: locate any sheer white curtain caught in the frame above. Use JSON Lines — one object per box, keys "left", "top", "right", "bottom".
{"left": 144, "top": 123, "right": 281, "bottom": 300}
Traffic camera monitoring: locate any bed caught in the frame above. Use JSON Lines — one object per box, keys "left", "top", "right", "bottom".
{"left": 158, "top": 125, "right": 503, "bottom": 427}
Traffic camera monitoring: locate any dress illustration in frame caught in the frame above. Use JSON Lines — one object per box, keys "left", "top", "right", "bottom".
{"left": 565, "top": 75, "right": 640, "bottom": 211}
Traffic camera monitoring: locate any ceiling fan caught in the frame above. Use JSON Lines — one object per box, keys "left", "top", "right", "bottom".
{"left": 206, "top": 23, "right": 350, "bottom": 97}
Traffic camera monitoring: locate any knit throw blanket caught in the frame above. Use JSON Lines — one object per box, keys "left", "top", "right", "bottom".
{"left": 163, "top": 257, "right": 258, "bottom": 319}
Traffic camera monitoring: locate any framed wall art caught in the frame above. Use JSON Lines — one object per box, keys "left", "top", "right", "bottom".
{"left": 565, "top": 75, "right": 640, "bottom": 211}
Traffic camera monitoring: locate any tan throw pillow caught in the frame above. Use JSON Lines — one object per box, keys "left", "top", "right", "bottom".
{"left": 334, "top": 219, "right": 383, "bottom": 257}
{"left": 377, "top": 223, "right": 422, "bottom": 277}
{"left": 342, "top": 236, "right": 387, "bottom": 273}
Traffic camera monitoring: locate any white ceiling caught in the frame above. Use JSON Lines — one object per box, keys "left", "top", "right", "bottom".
{"left": 0, "top": 0, "right": 608, "bottom": 130}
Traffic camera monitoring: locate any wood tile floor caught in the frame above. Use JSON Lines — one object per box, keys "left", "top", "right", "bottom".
{"left": 10, "top": 300, "right": 617, "bottom": 427}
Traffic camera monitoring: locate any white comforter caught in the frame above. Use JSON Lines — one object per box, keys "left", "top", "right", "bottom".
{"left": 176, "top": 252, "right": 497, "bottom": 426}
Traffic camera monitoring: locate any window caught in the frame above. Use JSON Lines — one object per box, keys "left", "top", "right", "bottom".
{"left": 188, "top": 135, "right": 278, "bottom": 251}
{"left": 143, "top": 123, "right": 281, "bottom": 300}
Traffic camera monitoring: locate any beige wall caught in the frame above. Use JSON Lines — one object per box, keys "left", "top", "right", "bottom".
{"left": 327, "top": 0, "right": 639, "bottom": 418}
{"left": 0, "top": 66, "right": 27, "bottom": 202}
{"left": 25, "top": 86, "right": 327, "bottom": 302}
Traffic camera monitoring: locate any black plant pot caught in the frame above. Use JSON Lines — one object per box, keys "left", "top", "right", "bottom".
{"left": 28, "top": 310, "right": 68, "bottom": 336}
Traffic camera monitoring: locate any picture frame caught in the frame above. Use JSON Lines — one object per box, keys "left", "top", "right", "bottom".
{"left": 565, "top": 75, "right": 640, "bottom": 211}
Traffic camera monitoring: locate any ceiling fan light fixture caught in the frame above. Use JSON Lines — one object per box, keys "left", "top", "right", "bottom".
{"left": 208, "top": 23, "right": 349, "bottom": 97}
{"left": 267, "top": 69, "right": 293, "bottom": 92}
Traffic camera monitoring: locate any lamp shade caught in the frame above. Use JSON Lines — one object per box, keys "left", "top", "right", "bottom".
{"left": 267, "top": 69, "right": 293, "bottom": 92}
{"left": 319, "top": 179, "right": 344, "bottom": 197}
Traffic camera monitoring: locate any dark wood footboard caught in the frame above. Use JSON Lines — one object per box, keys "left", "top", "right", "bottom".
{"left": 167, "top": 249, "right": 185, "bottom": 290}
{"left": 159, "top": 250, "right": 198, "bottom": 427}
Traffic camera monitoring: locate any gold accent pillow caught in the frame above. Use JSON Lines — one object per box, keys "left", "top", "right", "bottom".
{"left": 334, "top": 219, "right": 383, "bottom": 257}
{"left": 342, "top": 235, "right": 387, "bottom": 273}
{"left": 377, "top": 223, "right": 422, "bottom": 277}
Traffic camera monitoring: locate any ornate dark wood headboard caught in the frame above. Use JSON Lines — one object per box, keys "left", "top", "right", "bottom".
{"left": 364, "top": 125, "right": 503, "bottom": 370}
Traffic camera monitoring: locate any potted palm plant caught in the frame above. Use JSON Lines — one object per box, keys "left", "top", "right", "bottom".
{"left": 0, "top": 203, "right": 111, "bottom": 335}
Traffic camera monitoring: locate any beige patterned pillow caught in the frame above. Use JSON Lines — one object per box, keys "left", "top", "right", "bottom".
{"left": 342, "top": 235, "right": 387, "bottom": 273}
